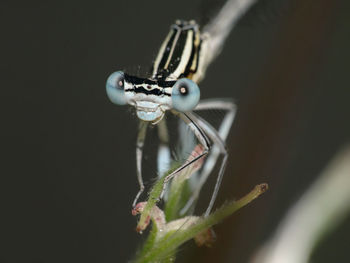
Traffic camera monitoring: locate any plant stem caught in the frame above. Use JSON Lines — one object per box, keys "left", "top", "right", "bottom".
{"left": 134, "top": 183, "right": 268, "bottom": 263}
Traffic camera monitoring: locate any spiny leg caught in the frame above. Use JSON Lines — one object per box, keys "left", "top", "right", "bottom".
{"left": 181, "top": 99, "right": 236, "bottom": 216}
{"left": 159, "top": 111, "right": 211, "bottom": 201}
{"left": 132, "top": 121, "right": 148, "bottom": 207}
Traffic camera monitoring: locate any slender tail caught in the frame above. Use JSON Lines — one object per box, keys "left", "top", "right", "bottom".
{"left": 197, "top": 0, "right": 258, "bottom": 81}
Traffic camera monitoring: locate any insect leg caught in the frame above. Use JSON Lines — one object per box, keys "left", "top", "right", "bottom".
{"left": 181, "top": 99, "right": 236, "bottom": 215}
{"left": 159, "top": 112, "right": 211, "bottom": 201}
{"left": 157, "top": 118, "right": 171, "bottom": 179}
{"left": 132, "top": 121, "right": 148, "bottom": 207}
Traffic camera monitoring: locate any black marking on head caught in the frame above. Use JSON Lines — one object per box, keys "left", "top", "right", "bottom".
{"left": 124, "top": 73, "right": 176, "bottom": 88}
{"left": 125, "top": 85, "right": 171, "bottom": 97}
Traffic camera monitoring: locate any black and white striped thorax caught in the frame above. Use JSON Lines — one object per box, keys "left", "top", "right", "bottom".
{"left": 123, "top": 20, "right": 201, "bottom": 97}
{"left": 151, "top": 20, "right": 201, "bottom": 82}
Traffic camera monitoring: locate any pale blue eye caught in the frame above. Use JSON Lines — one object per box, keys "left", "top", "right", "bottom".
{"left": 106, "top": 71, "right": 127, "bottom": 105}
{"left": 172, "top": 78, "right": 200, "bottom": 112}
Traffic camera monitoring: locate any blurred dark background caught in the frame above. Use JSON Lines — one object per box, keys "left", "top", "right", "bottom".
{"left": 1, "top": 0, "right": 350, "bottom": 262}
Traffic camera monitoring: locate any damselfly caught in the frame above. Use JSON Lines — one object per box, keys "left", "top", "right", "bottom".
{"left": 106, "top": 0, "right": 257, "bottom": 217}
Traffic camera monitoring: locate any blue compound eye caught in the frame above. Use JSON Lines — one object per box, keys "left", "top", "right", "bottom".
{"left": 172, "top": 78, "right": 200, "bottom": 112}
{"left": 106, "top": 71, "right": 127, "bottom": 105}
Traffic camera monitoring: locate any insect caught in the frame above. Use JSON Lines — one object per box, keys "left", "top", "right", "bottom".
{"left": 105, "top": 0, "right": 254, "bottom": 216}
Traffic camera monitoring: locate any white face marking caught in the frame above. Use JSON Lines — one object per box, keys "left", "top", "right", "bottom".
{"left": 124, "top": 81, "right": 173, "bottom": 123}
{"left": 135, "top": 101, "right": 164, "bottom": 123}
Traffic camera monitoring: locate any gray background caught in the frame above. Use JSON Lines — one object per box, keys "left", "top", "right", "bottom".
{"left": 1, "top": 0, "right": 350, "bottom": 262}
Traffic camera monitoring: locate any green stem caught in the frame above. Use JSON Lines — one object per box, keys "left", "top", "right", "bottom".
{"left": 136, "top": 165, "right": 181, "bottom": 232}
{"left": 135, "top": 183, "right": 268, "bottom": 263}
